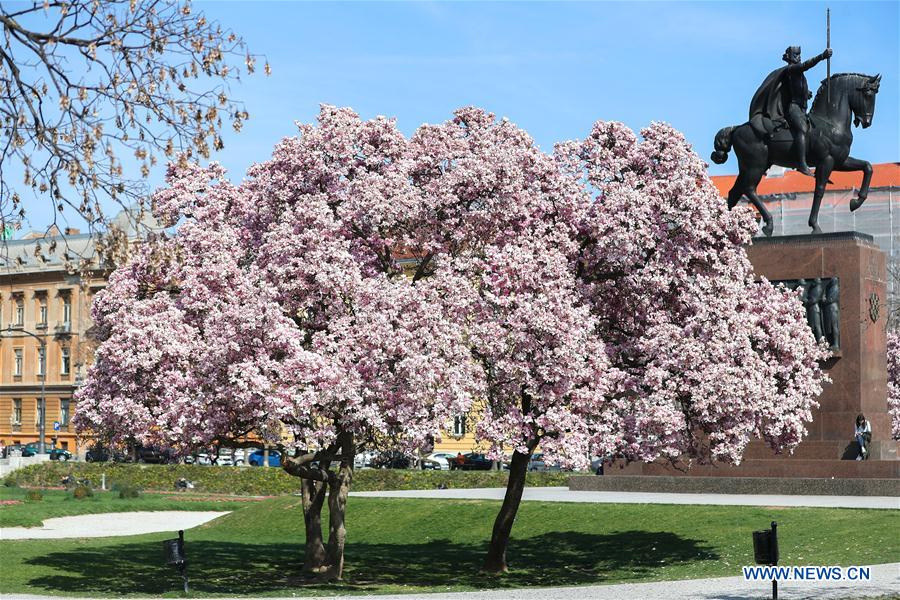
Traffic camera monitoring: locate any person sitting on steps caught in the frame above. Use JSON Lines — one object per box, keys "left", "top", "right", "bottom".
{"left": 854, "top": 413, "right": 871, "bottom": 461}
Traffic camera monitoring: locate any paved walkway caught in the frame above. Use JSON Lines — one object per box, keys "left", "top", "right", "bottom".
{"left": 1, "top": 511, "right": 229, "bottom": 539}
{"left": 4, "top": 562, "right": 898, "bottom": 599}
{"left": 351, "top": 487, "right": 900, "bottom": 509}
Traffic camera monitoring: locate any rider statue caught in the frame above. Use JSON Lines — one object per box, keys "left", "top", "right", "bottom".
{"left": 749, "top": 46, "right": 834, "bottom": 176}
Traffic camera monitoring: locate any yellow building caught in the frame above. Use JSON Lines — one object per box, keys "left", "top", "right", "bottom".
{"left": 0, "top": 228, "right": 481, "bottom": 457}
{"left": 0, "top": 227, "right": 109, "bottom": 454}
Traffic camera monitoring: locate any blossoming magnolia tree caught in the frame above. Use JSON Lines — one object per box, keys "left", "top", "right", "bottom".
{"left": 75, "top": 107, "right": 483, "bottom": 580}
{"left": 407, "top": 111, "right": 829, "bottom": 573}
{"left": 886, "top": 332, "right": 900, "bottom": 439}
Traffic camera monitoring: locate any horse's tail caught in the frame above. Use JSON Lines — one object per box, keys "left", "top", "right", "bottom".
{"left": 710, "top": 126, "right": 735, "bottom": 164}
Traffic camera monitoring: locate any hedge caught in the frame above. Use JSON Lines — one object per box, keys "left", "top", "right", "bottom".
{"left": 4, "top": 462, "right": 573, "bottom": 496}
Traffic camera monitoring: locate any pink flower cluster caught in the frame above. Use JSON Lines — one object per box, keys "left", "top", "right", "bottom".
{"left": 75, "top": 106, "right": 829, "bottom": 467}
{"left": 560, "top": 120, "right": 830, "bottom": 465}
{"left": 886, "top": 331, "right": 900, "bottom": 439}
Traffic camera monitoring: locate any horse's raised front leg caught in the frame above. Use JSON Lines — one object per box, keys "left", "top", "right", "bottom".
{"left": 745, "top": 188, "right": 774, "bottom": 237}
{"left": 809, "top": 156, "right": 835, "bottom": 234}
{"left": 834, "top": 156, "right": 873, "bottom": 211}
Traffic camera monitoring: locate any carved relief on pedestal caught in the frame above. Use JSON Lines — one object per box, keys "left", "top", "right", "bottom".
{"left": 779, "top": 277, "right": 840, "bottom": 352}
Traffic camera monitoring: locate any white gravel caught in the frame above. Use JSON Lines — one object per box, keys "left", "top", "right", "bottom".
{"left": 351, "top": 487, "right": 900, "bottom": 509}
{"left": 1, "top": 510, "right": 229, "bottom": 540}
{"left": 3, "top": 562, "right": 898, "bottom": 599}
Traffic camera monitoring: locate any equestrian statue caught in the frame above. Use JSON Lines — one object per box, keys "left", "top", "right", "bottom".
{"left": 711, "top": 44, "right": 881, "bottom": 236}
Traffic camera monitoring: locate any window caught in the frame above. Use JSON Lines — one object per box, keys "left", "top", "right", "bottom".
{"left": 15, "top": 297, "right": 24, "bottom": 325}
{"left": 37, "top": 346, "right": 46, "bottom": 376}
{"left": 59, "top": 399, "right": 70, "bottom": 426}
{"left": 12, "top": 399, "right": 22, "bottom": 425}
{"left": 14, "top": 348, "right": 23, "bottom": 376}
{"left": 62, "top": 296, "right": 72, "bottom": 326}
{"left": 38, "top": 297, "right": 48, "bottom": 327}
{"left": 453, "top": 413, "right": 467, "bottom": 437}
{"left": 60, "top": 347, "right": 71, "bottom": 375}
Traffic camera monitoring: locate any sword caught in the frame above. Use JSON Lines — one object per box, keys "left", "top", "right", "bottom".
{"left": 827, "top": 8, "right": 831, "bottom": 104}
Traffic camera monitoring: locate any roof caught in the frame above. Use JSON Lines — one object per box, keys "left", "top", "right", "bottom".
{"left": 1, "top": 206, "right": 164, "bottom": 277}
{"left": 711, "top": 162, "right": 899, "bottom": 197}
{"left": 0, "top": 233, "right": 99, "bottom": 275}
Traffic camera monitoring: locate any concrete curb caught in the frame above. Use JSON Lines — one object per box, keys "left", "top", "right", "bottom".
{"left": 570, "top": 475, "right": 900, "bottom": 497}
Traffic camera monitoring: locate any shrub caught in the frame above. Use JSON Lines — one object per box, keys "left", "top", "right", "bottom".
{"left": 72, "top": 485, "right": 94, "bottom": 499}
{"left": 25, "top": 489, "right": 43, "bottom": 501}
{"left": 9, "top": 462, "right": 573, "bottom": 496}
{"left": 117, "top": 485, "right": 141, "bottom": 499}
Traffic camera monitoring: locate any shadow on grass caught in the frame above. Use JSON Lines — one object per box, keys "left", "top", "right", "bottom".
{"left": 26, "top": 531, "right": 718, "bottom": 595}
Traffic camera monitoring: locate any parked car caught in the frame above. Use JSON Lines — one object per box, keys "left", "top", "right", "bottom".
{"left": 354, "top": 450, "right": 378, "bottom": 469}
{"left": 527, "top": 453, "right": 561, "bottom": 472}
{"left": 448, "top": 452, "right": 494, "bottom": 471}
{"left": 214, "top": 449, "right": 235, "bottom": 466}
{"left": 85, "top": 445, "right": 124, "bottom": 462}
{"left": 420, "top": 457, "right": 442, "bottom": 470}
{"left": 23, "top": 442, "right": 44, "bottom": 455}
{"left": 137, "top": 446, "right": 175, "bottom": 464}
{"left": 49, "top": 447, "right": 72, "bottom": 461}
{"left": 4, "top": 443, "right": 35, "bottom": 458}
{"left": 84, "top": 446, "right": 103, "bottom": 462}
{"left": 248, "top": 449, "right": 281, "bottom": 467}
{"left": 423, "top": 452, "right": 456, "bottom": 471}
{"left": 372, "top": 451, "right": 411, "bottom": 469}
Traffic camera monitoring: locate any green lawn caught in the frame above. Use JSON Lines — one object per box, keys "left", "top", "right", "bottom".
{"left": 1, "top": 489, "right": 897, "bottom": 597}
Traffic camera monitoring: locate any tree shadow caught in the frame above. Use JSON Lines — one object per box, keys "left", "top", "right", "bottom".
{"left": 25, "top": 531, "right": 718, "bottom": 595}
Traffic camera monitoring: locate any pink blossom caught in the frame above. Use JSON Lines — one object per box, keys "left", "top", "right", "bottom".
{"left": 887, "top": 332, "right": 900, "bottom": 439}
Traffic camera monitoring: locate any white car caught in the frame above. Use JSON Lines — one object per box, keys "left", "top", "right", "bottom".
{"left": 214, "top": 448, "right": 248, "bottom": 466}
{"left": 424, "top": 452, "right": 456, "bottom": 471}
{"left": 354, "top": 451, "right": 378, "bottom": 469}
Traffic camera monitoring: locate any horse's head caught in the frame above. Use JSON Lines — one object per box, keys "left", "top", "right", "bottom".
{"left": 851, "top": 74, "right": 881, "bottom": 129}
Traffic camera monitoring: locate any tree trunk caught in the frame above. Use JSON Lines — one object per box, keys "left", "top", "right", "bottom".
{"left": 482, "top": 441, "right": 537, "bottom": 573}
{"left": 324, "top": 431, "right": 354, "bottom": 581}
{"left": 300, "top": 477, "right": 328, "bottom": 573}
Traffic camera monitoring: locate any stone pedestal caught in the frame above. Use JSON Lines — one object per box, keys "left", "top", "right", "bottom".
{"left": 617, "top": 232, "right": 899, "bottom": 479}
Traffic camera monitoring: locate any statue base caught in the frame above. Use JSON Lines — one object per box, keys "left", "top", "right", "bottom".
{"left": 619, "top": 232, "right": 899, "bottom": 479}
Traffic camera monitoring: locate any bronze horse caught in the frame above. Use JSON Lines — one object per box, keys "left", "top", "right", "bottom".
{"left": 712, "top": 73, "right": 881, "bottom": 236}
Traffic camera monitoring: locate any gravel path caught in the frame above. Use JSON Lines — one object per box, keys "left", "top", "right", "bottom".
{"left": 350, "top": 487, "right": 900, "bottom": 509}
{"left": 4, "top": 562, "right": 898, "bottom": 599}
{"left": 1, "top": 511, "right": 229, "bottom": 539}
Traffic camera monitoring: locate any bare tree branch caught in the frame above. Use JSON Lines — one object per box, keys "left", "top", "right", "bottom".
{"left": 0, "top": 0, "right": 266, "bottom": 263}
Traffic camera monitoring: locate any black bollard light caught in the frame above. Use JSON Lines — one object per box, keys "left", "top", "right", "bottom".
{"left": 163, "top": 529, "right": 189, "bottom": 593}
{"left": 752, "top": 521, "right": 779, "bottom": 600}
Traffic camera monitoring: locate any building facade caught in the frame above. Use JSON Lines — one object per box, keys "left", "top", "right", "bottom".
{"left": 0, "top": 230, "right": 108, "bottom": 454}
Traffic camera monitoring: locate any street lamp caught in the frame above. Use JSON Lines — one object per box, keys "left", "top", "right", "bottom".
{"left": 4, "top": 325, "right": 48, "bottom": 454}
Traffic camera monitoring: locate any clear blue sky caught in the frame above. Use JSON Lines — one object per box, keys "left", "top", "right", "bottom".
{"left": 23, "top": 1, "right": 900, "bottom": 233}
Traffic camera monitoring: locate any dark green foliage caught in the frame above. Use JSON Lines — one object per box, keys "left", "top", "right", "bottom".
{"left": 24, "top": 489, "right": 42, "bottom": 501}
{"left": 6, "top": 463, "right": 570, "bottom": 496}
{"left": 71, "top": 485, "right": 93, "bottom": 499}
{"left": 116, "top": 485, "right": 141, "bottom": 499}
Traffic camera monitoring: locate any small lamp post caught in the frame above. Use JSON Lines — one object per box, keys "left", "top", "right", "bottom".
{"left": 163, "top": 529, "right": 189, "bottom": 593}
{"left": 752, "top": 520, "right": 779, "bottom": 600}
